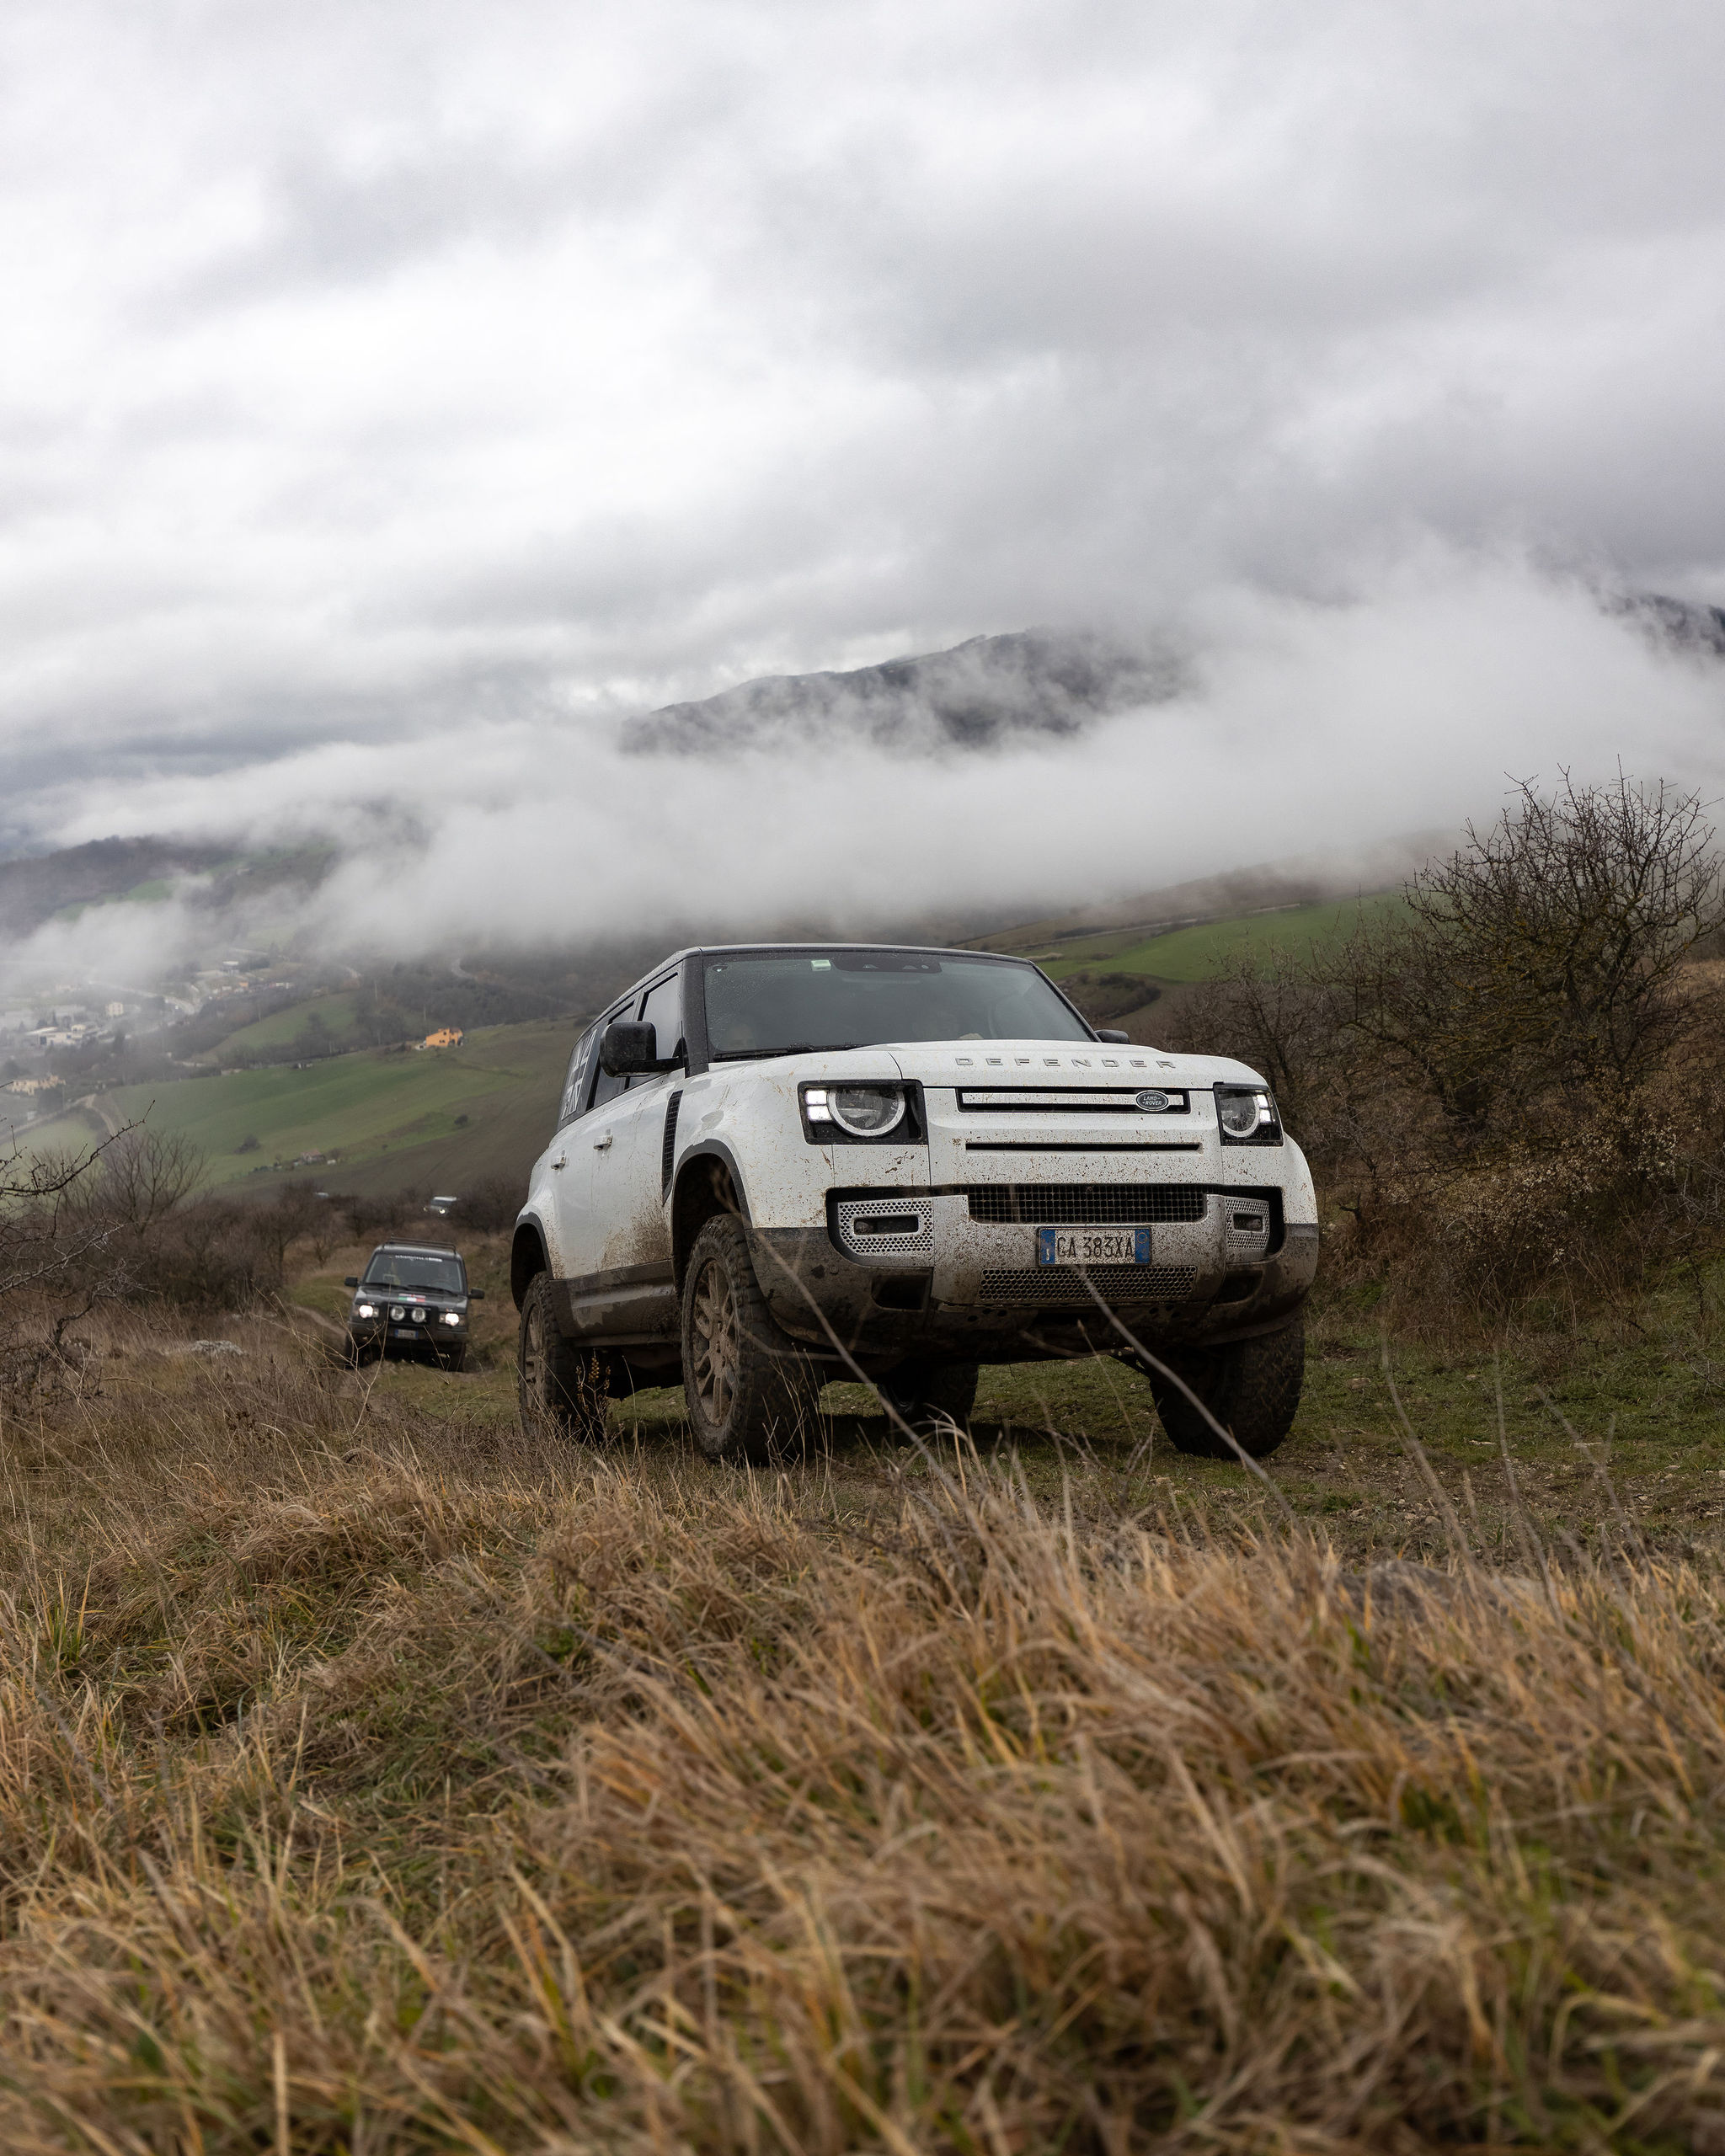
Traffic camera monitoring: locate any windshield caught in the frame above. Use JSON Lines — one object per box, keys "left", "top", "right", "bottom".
{"left": 701, "top": 951, "right": 1091, "bottom": 1057}
{"left": 363, "top": 1251, "right": 466, "bottom": 1293}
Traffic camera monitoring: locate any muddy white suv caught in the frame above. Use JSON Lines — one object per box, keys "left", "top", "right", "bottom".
{"left": 510, "top": 944, "right": 1319, "bottom": 1461}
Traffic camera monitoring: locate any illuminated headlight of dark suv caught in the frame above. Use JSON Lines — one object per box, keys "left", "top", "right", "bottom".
{"left": 801, "top": 1082, "right": 912, "bottom": 1141}
{"left": 1215, "top": 1084, "right": 1282, "bottom": 1145}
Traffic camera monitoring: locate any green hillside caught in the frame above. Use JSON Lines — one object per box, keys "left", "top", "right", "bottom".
{"left": 28, "top": 1022, "right": 571, "bottom": 1195}
{"left": 1036, "top": 892, "right": 1408, "bottom": 984}
{"left": 208, "top": 990, "right": 366, "bottom": 1059}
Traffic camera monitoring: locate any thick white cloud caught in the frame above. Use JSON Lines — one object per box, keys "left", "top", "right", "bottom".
{"left": 2, "top": 0, "right": 1724, "bottom": 928}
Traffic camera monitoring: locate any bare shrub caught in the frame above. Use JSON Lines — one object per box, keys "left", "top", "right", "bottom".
{"left": 1333, "top": 770, "right": 1725, "bottom": 1131}
{"left": 1167, "top": 773, "right": 1725, "bottom": 1321}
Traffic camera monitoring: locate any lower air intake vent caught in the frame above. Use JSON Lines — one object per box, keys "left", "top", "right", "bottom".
{"left": 966, "top": 1183, "right": 1207, "bottom": 1225}
{"left": 973, "top": 1265, "right": 1198, "bottom": 1306}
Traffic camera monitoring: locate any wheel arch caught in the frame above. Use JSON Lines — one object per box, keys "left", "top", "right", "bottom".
{"left": 671, "top": 1144, "right": 751, "bottom": 1291}
{"left": 510, "top": 1218, "right": 551, "bottom": 1310}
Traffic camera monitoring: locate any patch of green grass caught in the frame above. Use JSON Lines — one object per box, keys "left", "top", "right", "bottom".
{"left": 1039, "top": 891, "right": 1409, "bottom": 983}
{"left": 210, "top": 991, "right": 366, "bottom": 1056}
{"left": 31, "top": 1022, "right": 571, "bottom": 1187}
{"left": 53, "top": 876, "right": 179, "bottom": 922}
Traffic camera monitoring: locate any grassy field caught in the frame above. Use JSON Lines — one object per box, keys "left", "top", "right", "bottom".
{"left": 1037, "top": 890, "right": 1409, "bottom": 984}
{"left": 206, "top": 989, "right": 367, "bottom": 1058}
{"left": 28, "top": 1021, "right": 570, "bottom": 1192}
{"left": 4, "top": 1249, "right": 1725, "bottom": 2148}
{"left": 288, "top": 1238, "right": 1725, "bottom": 1561}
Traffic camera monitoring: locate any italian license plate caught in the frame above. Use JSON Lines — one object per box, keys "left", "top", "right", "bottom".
{"left": 1037, "top": 1227, "right": 1151, "bottom": 1266}
{"left": 390, "top": 1325, "right": 425, "bottom": 1339}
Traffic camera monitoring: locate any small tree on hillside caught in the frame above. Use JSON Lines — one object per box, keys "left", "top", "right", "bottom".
{"left": 1328, "top": 772, "right": 1725, "bottom": 1141}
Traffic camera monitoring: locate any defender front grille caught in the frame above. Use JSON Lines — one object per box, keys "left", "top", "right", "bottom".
{"left": 965, "top": 1183, "right": 1207, "bottom": 1225}
{"left": 973, "top": 1265, "right": 1199, "bottom": 1305}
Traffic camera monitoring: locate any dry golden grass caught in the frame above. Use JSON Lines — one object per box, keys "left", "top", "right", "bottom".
{"left": 3, "top": 1306, "right": 1725, "bottom": 2150}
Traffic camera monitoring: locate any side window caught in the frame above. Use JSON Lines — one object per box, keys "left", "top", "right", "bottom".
{"left": 588, "top": 997, "right": 640, "bottom": 1113}
{"left": 557, "top": 1025, "right": 599, "bottom": 1129}
{"left": 638, "top": 972, "right": 683, "bottom": 1068}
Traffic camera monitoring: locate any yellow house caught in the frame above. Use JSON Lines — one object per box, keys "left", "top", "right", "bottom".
{"left": 423, "top": 1027, "right": 464, "bottom": 1049}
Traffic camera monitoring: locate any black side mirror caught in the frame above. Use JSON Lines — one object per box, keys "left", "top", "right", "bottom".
{"left": 468, "top": 1289, "right": 485, "bottom": 1300}
{"left": 344, "top": 1275, "right": 360, "bottom": 1287}
{"left": 1095, "top": 1028, "right": 1130, "bottom": 1044}
{"left": 600, "top": 1020, "right": 681, "bottom": 1076}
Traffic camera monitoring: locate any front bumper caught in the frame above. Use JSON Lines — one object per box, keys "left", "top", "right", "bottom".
{"left": 751, "top": 1185, "right": 1318, "bottom": 1367}
{"left": 347, "top": 1304, "right": 469, "bottom": 1353}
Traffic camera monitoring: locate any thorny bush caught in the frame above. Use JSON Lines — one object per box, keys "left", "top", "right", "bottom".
{"left": 1164, "top": 771, "right": 1725, "bottom": 1320}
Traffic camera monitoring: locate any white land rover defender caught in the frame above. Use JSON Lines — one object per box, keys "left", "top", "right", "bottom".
{"left": 510, "top": 944, "right": 1319, "bottom": 1461}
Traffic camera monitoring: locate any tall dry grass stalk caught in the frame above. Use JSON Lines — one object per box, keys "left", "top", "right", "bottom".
{"left": 2, "top": 1317, "right": 1725, "bottom": 2148}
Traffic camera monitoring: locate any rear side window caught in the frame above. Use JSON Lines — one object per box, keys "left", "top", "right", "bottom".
{"left": 558, "top": 1024, "right": 600, "bottom": 1129}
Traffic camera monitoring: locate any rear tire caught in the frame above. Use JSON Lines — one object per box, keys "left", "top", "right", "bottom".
{"left": 681, "top": 1215, "right": 820, "bottom": 1464}
{"left": 1135, "top": 1321, "right": 1304, "bottom": 1460}
{"left": 517, "top": 1273, "right": 609, "bottom": 1438}
{"left": 876, "top": 1358, "right": 979, "bottom": 1435}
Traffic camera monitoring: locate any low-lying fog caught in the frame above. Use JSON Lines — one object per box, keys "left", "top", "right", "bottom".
{"left": 8, "top": 555, "right": 1725, "bottom": 993}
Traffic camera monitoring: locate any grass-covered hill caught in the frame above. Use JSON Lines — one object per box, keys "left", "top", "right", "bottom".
{"left": 18, "top": 884, "right": 1410, "bottom": 1200}
{"left": 31, "top": 1021, "right": 571, "bottom": 1198}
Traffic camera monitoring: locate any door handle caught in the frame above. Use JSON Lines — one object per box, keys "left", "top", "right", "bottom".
{"left": 593, "top": 1133, "right": 613, "bottom": 1151}
{"left": 551, "top": 1154, "right": 567, "bottom": 1171}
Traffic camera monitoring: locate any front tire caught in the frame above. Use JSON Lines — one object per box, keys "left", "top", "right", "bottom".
{"left": 1135, "top": 1321, "right": 1304, "bottom": 1460}
{"left": 681, "top": 1216, "right": 820, "bottom": 1463}
{"left": 517, "top": 1273, "right": 609, "bottom": 1438}
{"left": 876, "top": 1358, "right": 979, "bottom": 1435}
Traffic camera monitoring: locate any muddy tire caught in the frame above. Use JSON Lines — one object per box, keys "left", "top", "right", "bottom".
{"left": 1137, "top": 1321, "right": 1304, "bottom": 1460}
{"left": 681, "top": 1215, "right": 820, "bottom": 1463}
{"left": 441, "top": 1346, "right": 468, "bottom": 1374}
{"left": 877, "top": 1358, "right": 979, "bottom": 1435}
{"left": 517, "top": 1273, "right": 609, "bottom": 1438}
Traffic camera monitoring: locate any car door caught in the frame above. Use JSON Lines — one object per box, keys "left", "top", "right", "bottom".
{"left": 590, "top": 969, "right": 683, "bottom": 1329}
{"left": 543, "top": 1003, "right": 629, "bottom": 1289}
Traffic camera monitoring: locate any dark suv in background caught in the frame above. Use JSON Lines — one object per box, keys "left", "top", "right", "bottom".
{"left": 345, "top": 1242, "right": 483, "bottom": 1369}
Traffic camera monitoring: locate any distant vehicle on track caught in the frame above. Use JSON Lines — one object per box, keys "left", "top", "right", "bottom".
{"left": 509, "top": 942, "right": 1319, "bottom": 1462}
{"left": 344, "top": 1241, "right": 483, "bottom": 1370}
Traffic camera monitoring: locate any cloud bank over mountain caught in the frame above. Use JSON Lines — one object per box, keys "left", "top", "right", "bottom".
{"left": 3, "top": 558, "right": 1720, "bottom": 998}
{"left": 2, "top": 0, "right": 1725, "bottom": 958}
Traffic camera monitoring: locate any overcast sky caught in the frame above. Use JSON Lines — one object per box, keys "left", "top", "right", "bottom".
{"left": 3, "top": 0, "right": 1725, "bottom": 949}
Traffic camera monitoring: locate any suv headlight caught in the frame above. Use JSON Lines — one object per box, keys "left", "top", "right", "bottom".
{"left": 802, "top": 1082, "right": 908, "bottom": 1139}
{"left": 1215, "top": 1084, "right": 1282, "bottom": 1145}
{"left": 354, "top": 1301, "right": 377, "bottom": 1319}
{"left": 440, "top": 1310, "right": 463, "bottom": 1327}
